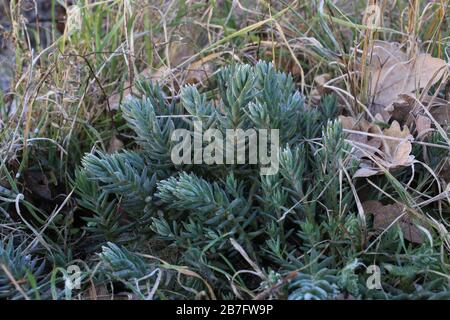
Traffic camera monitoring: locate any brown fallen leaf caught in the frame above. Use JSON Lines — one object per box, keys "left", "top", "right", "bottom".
{"left": 389, "top": 99, "right": 411, "bottom": 124}
{"left": 430, "top": 103, "right": 450, "bottom": 127}
{"left": 363, "top": 200, "right": 427, "bottom": 243}
{"left": 390, "top": 93, "right": 450, "bottom": 127}
{"left": 314, "top": 73, "right": 331, "bottom": 92}
{"left": 340, "top": 115, "right": 382, "bottom": 159}
{"left": 381, "top": 124, "right": 414, "bottom": 164}
{"left": 368, "top": 40, "right": 448, "bottom": 116}
{"left": 184, "top": 54, "right": 216, "bottom": 85}
{"left": 415, "top": 115, "right": 432, "bottom": 138}
{"left": 341, "top": 116, "right": 415, "bottom": 177}
{"left": 107, "top": 135, "right": 124, "bottom": 154}
{"left": 310, "top": 73, "right": 332, "bottom": 104}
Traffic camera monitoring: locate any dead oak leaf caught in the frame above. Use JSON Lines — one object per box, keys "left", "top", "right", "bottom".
{"left": 363, "top": 200, "right": 426, "bottom": 244}
{"left": 380, "top": 120, "right": 412, "bottom": 158}
{"left": 340, "top": 115, "right": 382, "bottom": 159}
{"left": 368, "top": 40, "right": 448, "bottom": 113}
{"left": 353, "top": 121, "right": 414, "bottom": 177}
{"left": 430, "top": 102, "right": 450, "bottom": 127}
{"left": 390, "top": 93, "right": 450, "bottom": 129}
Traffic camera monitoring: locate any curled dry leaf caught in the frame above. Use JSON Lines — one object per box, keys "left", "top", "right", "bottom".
{"left": 340, "top": 115, "right": 382, "bottom": 159}
{"left": 368, "top": 40, "right": 448, "bottom": 118}
{"left": 363, "top": 200, "right": 427, "bottom": 244}
{"left": 390, "top": 93, "right": 450, "bottom": 127}
{"left": 342, "top": 118, "right": 415, "bottom": 178}
{"left": 359, "top": 121, "right": 414, "bottom": 177}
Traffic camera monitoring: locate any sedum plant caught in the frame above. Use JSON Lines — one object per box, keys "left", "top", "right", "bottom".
{"left": 72, "top": 61, "right": 449, "bottom": 300}
{"left": 0, "top": 237, "right": 48, "bottom": 300}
